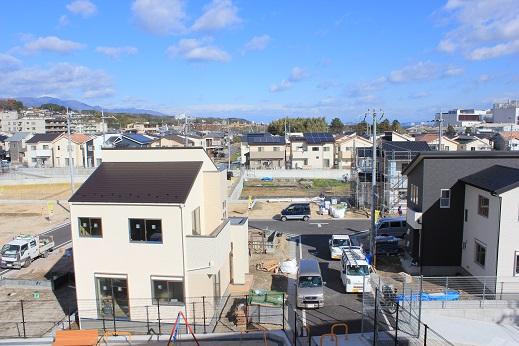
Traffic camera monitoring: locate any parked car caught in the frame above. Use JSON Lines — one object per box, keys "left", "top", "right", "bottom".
{"left": 376, "top": 216, "right": 407, "bottom": 238}
{"left": 261, "top": 176, "right": 273, "bottom": 182}
{"left": 328, "top": 234, "right": 352, "bottom": 260}
{"left": 280, "top": 203, "right": 311, "bottom": 221}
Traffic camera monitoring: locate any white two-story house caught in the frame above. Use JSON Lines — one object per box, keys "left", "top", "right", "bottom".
{"left": 69, "top": 147, "right": 249, "bottom": 328}
{"left": 290, "top": 133, "right": 335, "bottom": 169}
{"left": 460, "top": 165, "right": 519, "bottom": 290}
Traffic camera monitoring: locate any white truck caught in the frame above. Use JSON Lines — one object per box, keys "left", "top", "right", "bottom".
{"left": 328, "top": 234, "right": 352, "bottom": 260}
{"left": 0, "top": 235, "right": 54, "bottom": 269}
{"left": 340, "top": 247, "right": 372, "bottom": 293}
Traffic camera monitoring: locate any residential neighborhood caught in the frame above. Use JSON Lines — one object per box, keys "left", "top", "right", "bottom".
{"left": 2, "top": 1, "right": 519, "bottom": 345}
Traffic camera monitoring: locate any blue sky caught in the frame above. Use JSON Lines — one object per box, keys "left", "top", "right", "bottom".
{"left": 1, "top": 0, "right": 519, "bottom": 122}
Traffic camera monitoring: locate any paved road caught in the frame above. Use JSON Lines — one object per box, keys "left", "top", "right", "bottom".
{"left": 0, "top": 222, "right": 71, "bottom": 276}
{"left": 250, "top": 219, "right": 371, "bottom": 336}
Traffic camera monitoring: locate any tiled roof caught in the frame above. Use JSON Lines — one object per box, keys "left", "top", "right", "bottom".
{"left": 460, "top": 165, "right": 519, "bottom": 194}
{"left": 69, "top": 161, "right": 202, "bottom": 204}
{"left": 26, "top": 133, "right": 62, "bottom": 143}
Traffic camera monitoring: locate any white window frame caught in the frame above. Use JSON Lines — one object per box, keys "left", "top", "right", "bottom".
{"left": 440, "top": 189, "right": 450, "bottom": 208}
{"left": 515, "top": 251, "right": 519, "bottom": 276}
{"left": 478, "top": 195, "right": 489, "bottom": 218}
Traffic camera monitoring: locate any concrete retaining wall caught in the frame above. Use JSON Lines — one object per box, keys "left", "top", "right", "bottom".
{"left": 0, "top": 278, "right": 53, "bottom": 290}
{"left": 245, "top": 169, "right": 348, "bottom": 180}
{"left": 422, "top": 300, "right": 519, "bottom": 325}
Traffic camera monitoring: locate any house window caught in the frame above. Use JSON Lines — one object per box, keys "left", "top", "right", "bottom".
{"left": 57, "top": 146, "right": 60, "bottom": 150}
{"left": 474, "top": 240, "right": 486, "bottom": 267}
{"left": 79, "top": 217, "right": 103, "bottom": 237}
{"left": 129, "top": 219, "right": 162, "bottom": 243}
{"left": 465, "top": 209, "right": 468, "bottom": 222}
{"left": 192, "top": 207, "right": 201, "bottom": 235}
{"left": 312, "top": 147, "right": 319, "bottom": 151}
{"left": 323, "top": 147, "right": 330, "bottom": 152}
{"left": 273, "top": 147, "right": 280, "bottom": 151}
{"left": 303, "top": 159, "right": 308, "bottom": 165}
{"left": 440, "top": 189, "right": 450, "bottom": 208}
{"left": 31, "top": 158, "right": 37, "bottom": 163}
{"left": 65, "top": 158, "right": 70, "bottom": 166}
{"left": 478, "top": 195, "right": 489, "bottom": 217}
{"left": 31, "top": 145, "right": 36, "bottom": 150}
{"left": 42, "top": 145, "right": 49, "bottom": 150}
{"left": 258, "top": 147, "right": 264, "bottom": 152}
{"left": 222, "top": 201, "right": 227, "bottom": 219}
{"left": 515, "top": 251, "right": 519, "bottom": 276}
{"left": 323, "top": 159, "right": 330, "bottom": 167}
{"left": 152, "top": 278, "right": 184, "bottom": 305}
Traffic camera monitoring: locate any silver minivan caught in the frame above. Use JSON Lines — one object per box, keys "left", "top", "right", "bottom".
{"left": 296, "top": 259, "right": 324, "bottom": 309}
{"left": 376, "top": 216, "right": 407, "bottom": 238}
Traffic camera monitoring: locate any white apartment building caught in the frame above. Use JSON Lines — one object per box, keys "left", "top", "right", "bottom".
{"left": 290, "top": 133, "right": 335, "bottom": 169}
{"left": 2, "top": 116, "right": 46, "bottom": 134}
{"left": 69, "top": 147, "right": 248, "bottom": 327}
{"left": 436, "top": 109, "right": 486, "bottom": 127}
{"left": 492, "top": 100, "right": 519, "bottom": 124}
{"left": 460, "top": 165, "right": 519, "bottom": 290}
{"left": 0, "top": 111, "right": 19, "bottom": 132}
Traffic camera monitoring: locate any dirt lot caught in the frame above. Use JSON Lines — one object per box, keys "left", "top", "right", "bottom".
{"left": 0, "top": 183, "right": 81, "bottom": 200}
{"left": 0, "top": 204, "right": 70, "bottom": 244}
{"left": 229, "top": 201, "right": 367, "bottom": 220}
{"left": 241, "top": 178, "right": 351, "bottom": 199}
{"left": 248, "top": 234, "right": 296, "bottom": 293}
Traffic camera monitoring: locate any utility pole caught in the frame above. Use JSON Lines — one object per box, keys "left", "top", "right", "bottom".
{"left": 101, "top": 108, "right": 106, "bottom": 145}
{"left": 438, "top": 109, "right": 443, "bottom": 151}
{"left": 66, "top": 108, "right": 75, "bottom": 195}
{"left": 366, "top": 109, "right": 377, "bottom": 267}
{"left": 227, "top": 118, "right": 231, "bottom": 170}
{"left": 184, "top": 114, "right": 188, "bottom": 147}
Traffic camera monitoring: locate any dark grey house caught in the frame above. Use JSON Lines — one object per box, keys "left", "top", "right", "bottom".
{"left": 5, "top": 132, "right": 32, "bottom": 163}
{"left": 403, "top": 151, "right": 519, "bottom": 275}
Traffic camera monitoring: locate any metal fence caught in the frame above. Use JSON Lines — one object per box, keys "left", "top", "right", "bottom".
{"left": 361, "top": 276, "right": 454, "bottom": 345}
{"left": 0, "top": 293, "right": 287, "bottom": 339}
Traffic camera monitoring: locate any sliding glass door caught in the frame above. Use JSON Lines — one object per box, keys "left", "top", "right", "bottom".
{"left": 95, "top": 276, "right": 130, "bottom": 320}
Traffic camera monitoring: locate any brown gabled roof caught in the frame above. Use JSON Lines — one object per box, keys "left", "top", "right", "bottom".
{"left": 69, "top": 161, "right": 203, "bottom": 204}
{"left": 26, "top": 133, "right": 62, "bottom": 143}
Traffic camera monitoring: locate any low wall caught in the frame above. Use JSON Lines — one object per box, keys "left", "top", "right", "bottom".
{"left": 245, "top": 169, "right": 348, "bottom": 180}
{"left": 422, "top": 303, "right": 519, "bottom": 325}
{"left": 0, "top": 278, "right": 53, "bottom": 290}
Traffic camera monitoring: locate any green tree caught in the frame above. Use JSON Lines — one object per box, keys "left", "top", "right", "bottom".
{"left": 267, "top": 117, "right": 329, "bottom": 135}
{"left": 445, "top": 124, "right": 456, "bottom": 137}
{"left": 391, "top": 120, "right": 402, "bottom": 133}
{"left": 40, "top": 103, "right": 67, "bottom": 113}
{"left": 378, "top": 119, "right": 391, "bottom": 133}
{"left": 0, "top": 99, "right": 24, "bottom": 111}
{"left": 464, "top": 127, "right": 473, "bottom": 135}
{"left": 329, "top": 117, "right": 344, "bottom": 134}
{"left": 355, "top": 121, "right": 368, "bottom": 135}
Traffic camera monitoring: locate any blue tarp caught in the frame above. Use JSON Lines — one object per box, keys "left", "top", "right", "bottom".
{"left": 396, "top": 290, "right": 460, "bottom": 302}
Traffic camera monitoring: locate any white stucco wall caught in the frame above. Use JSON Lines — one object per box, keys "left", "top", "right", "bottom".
{"left": 496, "top": 188, "right": 519, "bottom": 278}
{"left": 461, "top": 186, "right": 499, "bottom": 277}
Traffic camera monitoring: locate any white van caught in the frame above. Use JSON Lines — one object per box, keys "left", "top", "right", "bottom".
{"left": 328, "top": 234, "right": 352, "bottom": 260}
{"left": 340, "top": 248, "right": 371, "bottom": 293}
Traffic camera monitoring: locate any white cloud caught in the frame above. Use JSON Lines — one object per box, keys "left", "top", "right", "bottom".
{"left": 0, "top": 53, "right": 22, "bottom": 71}
{"left": 132, "top": 0, "right": 186, "bottom": 35}
{"left": 0, "top": 62, "right": 114, "bottom": 99}
{"left": 167, "top": 38, "right": 230, "bottom": 62}
{"left": 192, "top": 0, "right": 241, "bottom": 32}
{"left": 469, "top": 40, "right": 519, "bottom": 60}
{"left": 244, "top": 35, "right": 270, "bottom": 51}
{"left": 58, "top": 15, "right": 70, "bottom": 27}
{"left": 269, "top": 66, "right": 308, "bottom": 93}
{"left": 66, "top": 0, "right": 97, "bottom": 17}
{"left": 347, "top": 61, "right": 462, "bottom": 98}
{"left": 410, "top": 91, "right": 430, "bottom": 99}
{"left": 96, "top": 46, "right": 138, "bottom": 59}
{"left": 19, "top": 36, "right": 85, "bottom": 54}
{"left": 439, "top": 0, "right": 519, "bottom": 59}
{"left": 388, "top": 61, "right": 462, "bottom": 83}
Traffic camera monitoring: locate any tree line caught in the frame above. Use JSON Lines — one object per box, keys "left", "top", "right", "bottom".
{"left": 267, "top": 117, "right": 404, "bottom": 135}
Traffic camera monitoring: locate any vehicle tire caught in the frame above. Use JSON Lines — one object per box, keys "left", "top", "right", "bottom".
{"left": 281, "top": 216, "right": 287, "bottom": 222}
{"left": 24, "top": 258, "right": 32, "bottom": 268}
{"left": 302, "top": 215, "right": 309, "bottom": 222}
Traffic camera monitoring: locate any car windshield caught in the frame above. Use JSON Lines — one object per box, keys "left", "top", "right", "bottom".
{"left": 332, "top": 238, "right": 350, "bottom": 247}
{"left": 347, "top": 265, "right": 369, "bottom": 276}
{"left": 298, "top": 276, "right": 322, "bottom": 288}
{"left": 1, "top": 244, "right": 20, "bottom": 255}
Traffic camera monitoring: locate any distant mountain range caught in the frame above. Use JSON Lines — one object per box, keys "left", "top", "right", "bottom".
{"left": 14, "top": 96, "right": 166, "bottom": 116}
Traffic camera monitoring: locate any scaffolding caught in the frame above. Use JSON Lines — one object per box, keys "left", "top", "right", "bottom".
{"left": 352, "top": 146, "right": 421, "bottom": 213}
